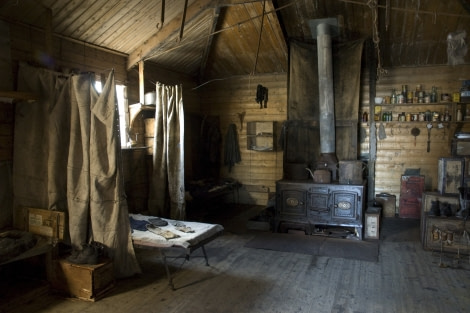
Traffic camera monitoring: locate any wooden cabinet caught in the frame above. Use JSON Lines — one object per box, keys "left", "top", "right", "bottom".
{"left": 246, "top": 121, "right": 278, "bottom": 151}
{"left": 422, "top": 216, "right": 470, "bottom": 254}
{"left": 420, "top": 191, "right": 460, "bottom": 247}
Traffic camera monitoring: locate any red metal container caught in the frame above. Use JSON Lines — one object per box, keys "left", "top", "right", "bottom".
{"left": 399, "top": 175, "right": 425, "bottom": 219}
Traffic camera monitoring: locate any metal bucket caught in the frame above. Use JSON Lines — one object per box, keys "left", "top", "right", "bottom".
{"left": 339, "top": 160, "right": 363, "bottom": 184}
{"left": 144, "top": 91, "right": 156, "bottom": 105}
{"left": 313, "top": 169, "right": 331, "bottom": 183}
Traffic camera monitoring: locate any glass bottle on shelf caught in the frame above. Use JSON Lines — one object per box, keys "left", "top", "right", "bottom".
{"left": 444, "top": 110, "right": 450, "bottom": 122}
{"left": 430, "top": 86, "right": 437, "bottom": 103}
{"left": 402, "top": 85, "right": 408, "bottom": 99}
{"left": 399, "top": 112, "right": 406, "bottom": 122}
{"left": 391, "top": 89, "right": 397, "bottom": 104}
{"left": 457, "top": 109, "right": 463, "bottom": 121}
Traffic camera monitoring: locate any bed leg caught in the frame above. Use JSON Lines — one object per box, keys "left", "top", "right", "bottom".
{"left": 160, "top": 250, "right": 175, "bottom": 290}
{"left": 201, "top": 245, "right": 209, "bottom": 266}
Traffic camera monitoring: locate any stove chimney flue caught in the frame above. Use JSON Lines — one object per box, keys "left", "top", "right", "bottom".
{"left": 309, "top": 18, "right": 339, "bottom": 178}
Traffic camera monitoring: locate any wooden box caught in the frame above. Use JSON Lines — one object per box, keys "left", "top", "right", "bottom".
{"left": 13, "top": 207, "right": 66, "bottom": 241}
{"left": 437, "top": 158, "right": 465, "bottom": 196}
{"left": 364, "top": 207, "right": 381, "bottom": 239}
{"left": 50, "top": 258, "right": 114, "bottom": 301}
{"left": 246, "top": 121, "right": 278, "bottom": 152}
{"left": 420, "top": 192, "right": 460, "bottom": 245}
{"left": 375, "top": 193, "right": 396, "bottom": 217}
{"left": 423, "top": 216, "right": 470, "bottom": 254}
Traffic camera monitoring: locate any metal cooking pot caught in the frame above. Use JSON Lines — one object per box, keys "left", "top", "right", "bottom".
{"left": 144, "top": 91, "right": 156, "bottom": 105}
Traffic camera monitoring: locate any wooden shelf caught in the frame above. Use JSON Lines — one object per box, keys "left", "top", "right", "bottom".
{"left": 0, "top": 91, "right": 37, "bottom": 103}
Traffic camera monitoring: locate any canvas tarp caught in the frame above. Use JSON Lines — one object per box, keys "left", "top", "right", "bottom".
{"left": 13, "top": 62, "right": 141, "bottom": 278}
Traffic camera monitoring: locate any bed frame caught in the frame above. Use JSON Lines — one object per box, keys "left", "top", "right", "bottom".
{"left": 130, "top": 214, "right": 224, "bottom": 290}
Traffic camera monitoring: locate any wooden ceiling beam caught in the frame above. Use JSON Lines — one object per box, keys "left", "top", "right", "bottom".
{"left": 264, "top": 1, "right": 288, "bottom": 60}
{"left": 126, "top": 0, "right": 213, "bottom": 70}
{"left": 198, "top": 5, "right": 221, "bottom": 82}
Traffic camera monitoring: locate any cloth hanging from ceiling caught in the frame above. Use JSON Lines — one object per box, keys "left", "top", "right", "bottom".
{"left": 286, "top": 39, "right": 365, "bottom": 164}
{"left": 148, "top": 82, "right": 185, "bottom": 220}
{"left": 13, "top": 62, "right": 141, "bottom": 278}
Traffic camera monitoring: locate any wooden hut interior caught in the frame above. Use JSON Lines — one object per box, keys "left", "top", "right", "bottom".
{"left": 0, "top": 1, "right": 470, "bottom": 312}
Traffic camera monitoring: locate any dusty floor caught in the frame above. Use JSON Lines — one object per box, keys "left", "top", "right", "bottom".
{"left": 2, "top": 204, "right": 470, "bottom": 313}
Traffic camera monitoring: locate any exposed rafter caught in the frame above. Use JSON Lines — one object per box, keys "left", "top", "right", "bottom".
{"left": 198, "top": 5, "right": 222, "bottom": 82}
{"left": 126, "top": 0, "right": 213, "bottom": 70}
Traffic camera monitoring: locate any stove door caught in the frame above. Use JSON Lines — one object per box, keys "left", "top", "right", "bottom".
{"left": 307, "top": 186, "right": 331, "bottom": 222}
{"left": 277, "top": 189, "right": 307, "bottom": 219}
{"left": 331, "top": 190, "right": 359, "bottom": 220}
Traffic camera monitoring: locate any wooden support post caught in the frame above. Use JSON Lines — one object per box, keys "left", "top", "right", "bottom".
{"left": 139, "top": 60, "right": 144, "bottom": 104}
{"left": 178, "top": 0, "right": 189, "bottom": 42}
{"left": 367, "top": 39, "right": 377, "bottom": 204}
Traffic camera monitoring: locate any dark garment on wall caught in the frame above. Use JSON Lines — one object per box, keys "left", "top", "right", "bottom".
{"left": 224, "top": 124, "right": 241, "bottom": 172}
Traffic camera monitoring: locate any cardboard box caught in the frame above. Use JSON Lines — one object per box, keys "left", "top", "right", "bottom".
{"left": 50, "top": 258, "right": 114, "bottom": 301}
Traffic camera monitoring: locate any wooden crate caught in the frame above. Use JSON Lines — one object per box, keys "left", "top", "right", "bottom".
{"left": 420, "top": 192, "right": 460, "bottom": 245}
{"left": 50, "top": 258, "right": 114, "bottom": 301}
{"left": 375, "top": 193, "right": 396, "bottom": 217}
{"left": 423, "top": 216, "right": 470, "bottom": 254}
{"left": 437, "top": 158, "right": 465, "bottom": 196}
{"left": 13, "top": 207, "right": 66, "bottom": 241}
{"left": 365, "top": 207, "right": 382, "bottom": 239}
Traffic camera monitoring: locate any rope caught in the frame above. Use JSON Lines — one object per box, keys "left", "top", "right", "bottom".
{"left": 368, "top": 0, "right": 388, "bottom": 80}
{"left": 252, "top": 0, "right": 266, "bottom": 75}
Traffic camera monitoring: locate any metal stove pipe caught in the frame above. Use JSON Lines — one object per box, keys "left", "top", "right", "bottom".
{"left": 308, "top": 18, "right": 339, "bottom": 179}
{"left": 315, "top": 21, "right": 336, "bottom": 154}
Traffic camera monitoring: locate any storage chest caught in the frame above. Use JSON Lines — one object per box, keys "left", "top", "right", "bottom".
{"left": 50, "top": 258, "right": 114, "bottom": 301}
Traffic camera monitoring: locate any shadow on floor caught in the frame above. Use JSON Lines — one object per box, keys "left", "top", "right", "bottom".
{"left": 187, "top": 203, "right": 422, "bottom": 243}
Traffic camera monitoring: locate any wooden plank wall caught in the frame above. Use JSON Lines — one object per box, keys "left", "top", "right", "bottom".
{"left": 8, "top": 23, "right": 128, "bottom": 84}
{"left": 199, "top": 74, "right": 288, "bottom": 205}
{"left": 0, "top": 103, "right": 13, "bottom": 162}
{"left": 359, "top": 64, "right": 470, "bottom": 216}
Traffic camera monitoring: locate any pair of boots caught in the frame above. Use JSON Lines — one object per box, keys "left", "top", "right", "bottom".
{"left": 67, "top": 241, "right": 105, "bottom": 265}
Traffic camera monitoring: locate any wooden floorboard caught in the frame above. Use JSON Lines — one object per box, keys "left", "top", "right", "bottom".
{"left": 3, "top": 205, "right": 470, "bottom": 313}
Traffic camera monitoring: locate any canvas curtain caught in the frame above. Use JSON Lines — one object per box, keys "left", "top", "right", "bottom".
{"left": 285, "top": 39, "right": 365, "bottom": 165}
{"left": 148, "top": 82, "right": 185, "bottom": 220}
{"left": 14, "top": 62, "right": 141, "bottom": 278}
